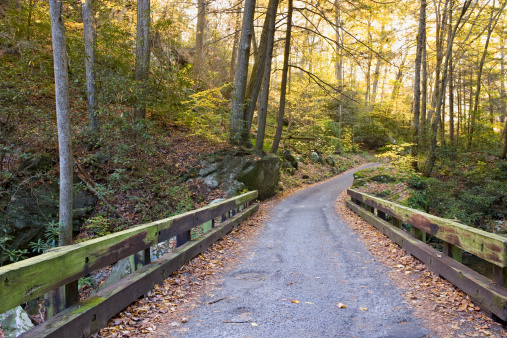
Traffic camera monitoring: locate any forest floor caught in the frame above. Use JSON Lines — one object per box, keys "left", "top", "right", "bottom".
{"left": 96, "top": 163, "right": 507, "bottom": 337}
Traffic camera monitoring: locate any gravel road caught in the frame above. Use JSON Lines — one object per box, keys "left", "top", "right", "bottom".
{"left": 169, "top": 164, "right": 429, "bottom": 337}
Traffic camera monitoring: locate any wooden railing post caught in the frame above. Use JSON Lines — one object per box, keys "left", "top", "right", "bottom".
{"left": 411, "top": 227, "right": 427, "bottom": 243}
{"left": 391, "top": 217, "right": 402, "bottom": 229}
{"left": 176, "top": 230, "right": 191, "bottom": 247}
{"left": 130, "top": 249, "right": 151, "bottom": 272}
{"left": 443, "top": 242, "right": 462, "bottom": 263}
{"left": 493, "top": 266, "right": 507, "bottom": 288}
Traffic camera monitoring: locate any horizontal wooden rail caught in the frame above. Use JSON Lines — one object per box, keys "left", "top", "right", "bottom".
{"left": 22, "top": 203, "right": 259, "bottom": 337}
{"left": 348, "top": 189, "right": 507, "bottom": 267}
{"left": 0, "top": 191, "right": 258, "bottom": 315}
{"left": 346, "top": 189, "right": 507, "bottom": 321}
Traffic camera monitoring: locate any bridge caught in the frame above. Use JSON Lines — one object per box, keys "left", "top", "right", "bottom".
{"left": 1, "top": 165, "right": 506, "bottom": 336}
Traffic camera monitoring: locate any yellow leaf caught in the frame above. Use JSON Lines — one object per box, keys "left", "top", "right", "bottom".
{"left": 290, "top": 300, "right": 299, "bottom": 304}
{"left": 251, "top": 323, "right": 258, "bottom": 327}
{"left": 337, "top": 303, "right": 347, "bottom": 308}
{"left": 360, "top": 307, "right": 368, "bottom": 311}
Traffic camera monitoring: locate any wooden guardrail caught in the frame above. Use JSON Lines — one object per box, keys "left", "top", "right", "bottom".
{"left": 346, "top": 189, "right": 507, "bottom": 321}
{"left": 0, "top": 191, "right": 258, "bottom": 337}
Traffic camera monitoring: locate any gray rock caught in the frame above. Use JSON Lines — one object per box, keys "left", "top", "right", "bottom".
{"left": 0, "top": 306, "right": 34, "bottom": 337}
{"left": 0, "top": 181, "right": 97, "bottom": 265}
{"left": 199, "top": 153, "right": 280, "bottom": 200}
{"left": 96, "top": 258, "right": 131, "bottom": 292}
{"left": 199, "top": 163, "right": 219, "bottom": 177}
{"left": 281, "top": 161, "right": 296, "bottom": 175}
{"left": 282, "top": 150, "right": 298, "bottom": 170}
{"left": 309, "top": 152, "right": 322, "bottom": 164}
{"left": 204, "top": 174, "right": 220, "bottom": 188}
{"left": 236, "top": 155, "right": 280, "bottom": 200}
{"left": 325, "top": 155, "right": 336, "bottom": 166}
{"left": 18, "top": 154, "right": 53, "bottom": 173}
{"left": 91, "top": 151, "right": 109, "bottom": 164}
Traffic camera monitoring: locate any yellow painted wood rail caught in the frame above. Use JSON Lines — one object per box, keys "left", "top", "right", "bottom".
{"left": 0, "top": 190, "right": 258, "bottom": 337}
{"left": 347, "top": 189, "right": 507, "bottom": 321}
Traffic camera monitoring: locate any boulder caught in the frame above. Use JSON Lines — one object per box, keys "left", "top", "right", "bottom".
{"left": 282, "top": 150, "right": 298, "bottom": 169}
{"left": 281, "top": 161, "right": 296, "bottom": 175}
{"left": 0, "top": 306, "right": 34, "bottom": 338}
{"left": 309, "top": 152, "right": 324, "bottom": 164}
{"left": 325, "top": 155, "right": 336, "bottom": 166}
{"left": 91, "top": 151, "right": 110, "bottom": 164}
{"left": 0, "top": 180, "right": 97, "bottom": 265}
{"left": 237, "top": 155, "right": 280, "bottom": 200}
{"left": 199, "top": 153, "right": 280, "bottom": 200}
{"left": 18, "top": 153, "right": 53, "bottom": 173}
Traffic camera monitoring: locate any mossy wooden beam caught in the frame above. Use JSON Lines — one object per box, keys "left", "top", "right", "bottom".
{"left": 346, "top": 200, "right": 507, "bottom": 321}
{"left": 0, "top": 223, "right": 158, "bottom": 314}
{"left": 0, "top": 191, "right": 258, "bottom": 314}
{"left": 347, "top": 189, "right": 507, "bottom": 267}
{"left": 22, "top": 203, "right": 259, "bottom": 338}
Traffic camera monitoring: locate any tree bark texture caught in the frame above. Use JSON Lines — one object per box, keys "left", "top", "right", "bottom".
{"left": 270, "top": 0, "right": 292, "bottom": 154}
{"left": 194, "top": 0, "right": 206, "bottom": 78}
{"left": 49, "top": 0, "right": 73, "bottom": 247}
{"left": 254, "top": 1, "right": 277, "bottom": 153}
{"left": 243, "top": 0, "right": 279, "bottom": 145}
{"left": 134, "top": 0, "right": 151, "bottom": 119}
{"left": 230, "top": 0, "right": 256, "bottom": 145}
{"left": 230, "top": 3, "right": 242, "bottom": 81}
{"left": 81, "top": 0, "right": 98, "bottom": 134}
{"left": 413, "top": 0, "right": 426, "bottom": 160}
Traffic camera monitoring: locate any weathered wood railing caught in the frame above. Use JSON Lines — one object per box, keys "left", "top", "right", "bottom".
{"left": 346, "top": 189, "right": 507, "bottom": 321}
{"left": 0, "top": 191, "right": 258, "bottom": 337}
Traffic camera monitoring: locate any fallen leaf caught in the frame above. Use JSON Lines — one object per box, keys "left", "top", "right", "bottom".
{"left": 337, "top": 303, "right": 347, "bottom": 308}
{"left": 251, "top": 323, "right": 258, "bottom": 327}
{"left": 290, "top": 300, "right": 299, "bottom": 304}
{"left": 360, "top": 307, "right": 368, "bottom": 311}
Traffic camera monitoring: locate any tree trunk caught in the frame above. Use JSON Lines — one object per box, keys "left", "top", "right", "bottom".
{"left": 243, "top": 0, "right": 279, "bottom": 145}
{"left": 421, "top": 33, "right": 428, "bottom": 142}
{"left": 424, "top": 0, "right": 473, "bottom": 177}
{"left": 335, "top": 0, "right": 343, "bottom": 152}
{"left": 230, "top": 0, "right": 256, "bottom": 145}
{"left": 230, "top": 4, "right": 242, "bottom": 81}
{"left": 413, "top": 0, "right": 426, "bottom": 166}
{"left": 81, "top": 0, "right": 98, "bottom": 135}
{"left": 371, "top": 26, "right": 385, "bottom": 104}
{"left": 49, "top": 0, "right": 73, "bottom": 246}
{"left": 194, "top": 0, "right": 206, "bottom": 78}
{"left": 134, "top": 0, "right": 151, "bottom": 119}
{"left": 270, "top": 0, "right": 292, "bottom": 154}
{"left": 254, "top": 0, "right": 277, "bottom": 154}
{"left": 48, "top": 0, "right": 75, "bottom": 317}
{"left": 501, "top": 27, "right": 507, "bottom": 159}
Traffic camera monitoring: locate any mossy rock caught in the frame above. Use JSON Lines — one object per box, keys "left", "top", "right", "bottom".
{"left": 369, "top": 174, "right": 396, "bottom": 183}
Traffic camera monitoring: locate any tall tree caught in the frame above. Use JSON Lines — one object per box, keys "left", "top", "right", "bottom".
{"left": 230, "top": 0, "right": 256, "bottom": 145}
{"left": 243, "top": 0, "right": 279, "bottom": 145}
{"left": 194, "top": 0, "right": 206, "bottom": 78}
{"left": 134, "top": 0, "right": 151, "bottom": 119}
{"left": 81, "top": 0, "right": 98, "bottom": 135}
{"left": 413, "top": 0, "right": 426, "bottom": 167}
{"left": 254, "top": 0, "right": 278, "bottom": 153}
{"left": 271, "top": 0, "right": 292, "bottom": 154}
{"left": 49, "top": 0, "right": 73, "bottom": 246}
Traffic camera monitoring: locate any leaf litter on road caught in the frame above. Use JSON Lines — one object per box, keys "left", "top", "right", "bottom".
{"left": 336, "top": 191, "right": 507, "bottom": 337}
